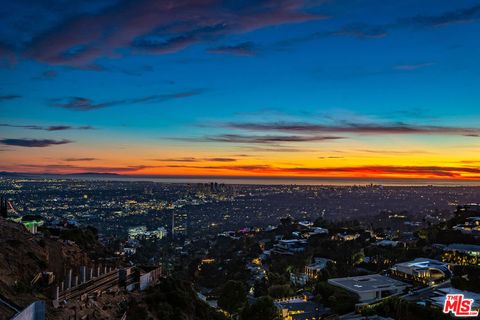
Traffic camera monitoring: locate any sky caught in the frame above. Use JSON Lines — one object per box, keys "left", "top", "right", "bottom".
{"left": 1, "top": 0, "right": 480, "bottom": 180}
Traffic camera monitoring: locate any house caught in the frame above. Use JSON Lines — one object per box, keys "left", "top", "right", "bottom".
{"left": 390, "top": 258, "right": 451, "bottom": 285}
{"left": 328, "top": 274, "right": 408, "bottom": 303}
{"left": 305, "top": 258, "right": 333, "bottom": 280}
{"left": 275, "top": 297, "right": 330, "bottom": 320}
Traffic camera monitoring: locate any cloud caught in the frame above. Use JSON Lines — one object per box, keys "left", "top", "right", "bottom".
{"left": 0, "top": 95, "right": 21, "bottom": 102}
{"left": 0, "top": 123, "right": 95, "bottom": 131}
{"left": 318, "top": 156, "right": 344, "bottom": 159}
{"left": 0, "top": 138, "right": 73, "bottom": 147}
{"left": 179, "top": 134, "right": 345, "bottom": 144}
{"left": 207, "top": 157, "right": 237, "bottom": 162}
{"left": 357, "top": 149, "right": 432, "bottom": 155}
{"left": 394, "top": 62, "right": 435, "bottom": 70}
{"left": 16, "top": 164, "right": 156, "bottom": 174}
{"left": 153, "top": 157, "right": 237, "bottom": 162}
{"left": 401, "top": 4, "right": 480, "bottom": 28}
{"left": 276, "top": 22, "right": 387, "bottom": 47}
{"left": 23, "top": 0, "right": 320, "bottom": 66}
{"left": 207, "top": 42, "right": 256, "bottom": 56}
{"left": 331, "top": 23, "right": 387, "bottom": 39}
{"left": 459, "top": 160, "right": 480, "bottom": 164}
{"left": 51, "top": 90, "right": 204, "bottom": 111}
{"left": 277, "top": 4, "right": 480, "bottom": 48}
{"left": 240, "top": 146, "right": 311, "bottom": 152}
{"left": 0, "top": 43, "right": 16, "bottom": 66}
{"left": 162, "top": 164, "right": 273, "bottom": 172}
{"left": 64, "top": 157, "right": 98, "bottom": 162}
{"left": 35, "top": 70, "right": 58, "bottom": 80}
{"left": 218, "top": 121, "right": 480, "bottom": 136}
{"left": 51, "top": 97, "right": 115, "bottom": 111}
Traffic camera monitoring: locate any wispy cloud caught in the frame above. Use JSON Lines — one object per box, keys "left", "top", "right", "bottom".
{"left": 276, "top": 23, "right": 387, "bottom": 48}
{"left": 16, "top": 164, "right": 156, "bottom": 173}
{"left": 0, "top": 138, "right": 73, "bottom": 147}
{"left": 277, "top": 4, "right": 480, "bottom": 48}
{"left": 357, "top": 149, "right": 432, "bottom": 155}
{"left": 207, "top": 42, "right": 256, "bottom": 56}
{"left": 64, "top": 157, "right": 98, "bottom": 162}
{"left": 394, "top": 62, "right": 435, "bottom": 70}
{"left": 332, "top": 23, "right": 388, "bottom": 38}
{"left": 217, "top": 121, "right": 480, "bottom": 137}
{"left": 0, "top": 95, "right": 21, "bottom": 102}
{"left": 318, "top": 156, "right": 344, "bottom": 159}
{"left": 239, "top": 146, "right": 311, "bottom": 153}
{"left": 178, "top": 134, "right": 345, "bottom": 144}
{"left": 161, "top": 164, "right": 273, "bottom": 172}
{"left": 34, "top": 70, "right": 58, "bottom": 80}
{"left": 153, "top": 157, "right": 237, "bottom": 162}
{"left": 400, "top": 5, "right": 480, "bottom": 27}
{"left": 51, "top": 90, "right": 204, "bottom": 111}
{"left": 0, "top": 123, "right": 95, "bottom": 131}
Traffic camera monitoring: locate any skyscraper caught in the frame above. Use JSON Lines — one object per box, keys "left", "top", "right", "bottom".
{"left": 172, "top": 211, "right": 188, "bottom": 239}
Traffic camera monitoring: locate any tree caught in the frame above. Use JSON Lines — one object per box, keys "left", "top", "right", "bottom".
{"left": 268, "top": 284, "right": 293, "bottom": 298}
{"left": 314, "top": 281, "right": 358, "bottom": 314}
{"left": 451, "top": 265, "right": 480, "bottom": 292}
{"left": 218, "top": 280, "right": 247, "bottom": 314}
{"left": 130, "top": 277, "right": 225, "bottom": 320}
{"left": 253, "top": 279, "right": 268, "bottom": 297}
{"left": 241, "top": 296, "right": 279, "bottom": 320}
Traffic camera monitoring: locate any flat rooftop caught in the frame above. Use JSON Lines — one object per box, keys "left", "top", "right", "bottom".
{"left": 445, "top": 243, "right": 480, "bottom": 252}
{"left": 393, "top": 258, "right": 448, "bottom": 270}
{"left": 328, "top": 274, "right": 408, "bottom": 293}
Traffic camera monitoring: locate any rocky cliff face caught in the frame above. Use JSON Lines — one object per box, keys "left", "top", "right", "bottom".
{"left": 0, "top": 219, "right": 91, "bottom": 316}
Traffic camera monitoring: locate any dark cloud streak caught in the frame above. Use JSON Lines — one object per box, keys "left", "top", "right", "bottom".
{"left": 51, "top": 90, "right": 204, "bottom": 111}
{"left": 277, "top": 4, "right": 480, "bottom": 48}
{"left": 0, "top": 123, "right": 95, "bottom": 131}
{"left": 218, "top": 121, "right": 480, "bottom": 136}
{"left": 177, "top": 134, "right": 345, "bottom": 144}
{"left": 0, "top": 138, "right": 73, "bottom": 147}
{"left": 0, "top": 95, "right": 21, "bottom": 102}
{"left": 64, "top": 157, "right": 98, "bottom": 162}
{"left": 153, "top": 157, "right": 237, "bottom": 162}
{"left": 207, "top": 42, "right": 256, "bottom": 56}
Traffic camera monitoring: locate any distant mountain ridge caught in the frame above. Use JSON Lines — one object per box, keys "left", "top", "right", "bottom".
{"left": 0, "top": 171, "right": 119, "bottom": 178}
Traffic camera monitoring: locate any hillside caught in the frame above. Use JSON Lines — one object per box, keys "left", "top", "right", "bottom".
{"left": 0, "top": 219, "right": 91, "bottom": 317}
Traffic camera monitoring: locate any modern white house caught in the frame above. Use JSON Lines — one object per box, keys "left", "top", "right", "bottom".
{"left": 328, "top": 274, "right": 408, "bottom": 303}
{"left": 390, "top": 258, "right": 451, "bottom": 285}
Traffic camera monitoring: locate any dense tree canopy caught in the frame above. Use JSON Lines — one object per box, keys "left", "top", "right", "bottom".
{"left": 241, "top": 296, "right": 279, "bottom": 320}
{"left": 217, "top": 280, "right": 247, "bottom": 314}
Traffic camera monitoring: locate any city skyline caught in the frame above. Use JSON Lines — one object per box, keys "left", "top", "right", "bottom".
{"left": 1, "top": 0, "right": 480, "bottom": 180}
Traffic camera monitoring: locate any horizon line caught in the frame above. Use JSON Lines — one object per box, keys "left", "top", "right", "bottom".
{"left": 3, "top": 171, "right": 480, "bottom": 186}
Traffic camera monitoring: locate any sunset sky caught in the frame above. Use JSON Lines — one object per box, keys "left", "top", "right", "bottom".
{"left": 1, "top": 0, "right": 480, "bottom": 180}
